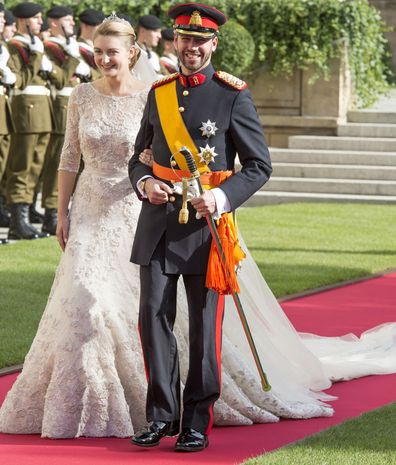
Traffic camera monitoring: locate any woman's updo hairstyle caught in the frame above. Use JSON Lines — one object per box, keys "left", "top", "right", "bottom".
{"left": 93, "top": 15, "right": 141, "bottom": 70}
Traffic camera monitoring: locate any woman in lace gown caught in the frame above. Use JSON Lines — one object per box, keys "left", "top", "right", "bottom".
{"left": 1, "top": 16, "right": 395, "bottom": 439}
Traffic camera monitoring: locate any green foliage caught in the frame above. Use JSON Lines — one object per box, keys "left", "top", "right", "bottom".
{"left": 232, "top": 0, "right": 392, "bottom": 107}
{"left": 212, "top": 20, "right": 254, "bottom": 76}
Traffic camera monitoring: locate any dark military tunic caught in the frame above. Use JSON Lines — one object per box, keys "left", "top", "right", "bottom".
{"left": 129, "top": 63, "right": 272, "bottom": 273}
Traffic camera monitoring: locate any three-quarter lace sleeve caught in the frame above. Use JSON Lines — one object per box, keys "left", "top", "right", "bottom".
{"left": 58, "top": 87, "right": 81, "bottom": 172}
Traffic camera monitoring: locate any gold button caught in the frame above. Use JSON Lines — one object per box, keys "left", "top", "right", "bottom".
{"left": 171, "top": 160, "right": 177, "bottom": 167}
{"left": 183, "top": 90, "right": 189, "bottom": 96}
{"left": 169, "top": 196, "right": 175, "bottom": 203}
{"left": 52, "top": 70, "right": 57, "bottom": 74}
{"left": 29, "top": 104, "right": 34, "bottom": 109}
{"left": 5, "top": 95, "right": 8, "bottom": 100}
{"left": 178, "top": 106, "right": 185, "bottom": 113}
{"left": 63, "top": 105, "right": 67, "bottom": 109}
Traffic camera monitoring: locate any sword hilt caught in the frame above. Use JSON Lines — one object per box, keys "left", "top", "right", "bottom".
{"left": 179, "top": 146, "right": 200, "bottom": 179}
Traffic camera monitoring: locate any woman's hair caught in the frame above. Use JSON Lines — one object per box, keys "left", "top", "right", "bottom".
{"left": 93, "top": 18, "right": 141, "bottom": 70}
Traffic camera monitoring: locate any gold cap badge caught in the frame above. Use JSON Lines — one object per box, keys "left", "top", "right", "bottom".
{"left": 189, "top": 11, "right": 202, "bottom": 26}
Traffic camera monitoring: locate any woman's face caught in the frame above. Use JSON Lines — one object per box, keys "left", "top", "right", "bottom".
{"left": 94, "top": 35, "right": 134, "bottom": 77}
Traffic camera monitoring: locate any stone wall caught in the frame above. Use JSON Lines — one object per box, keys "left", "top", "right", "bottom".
{"left": 248, "top": 48, "right": 352, "bottom": 147}
{"left": 370, "top": 0, "right": 396, "bottom": 73}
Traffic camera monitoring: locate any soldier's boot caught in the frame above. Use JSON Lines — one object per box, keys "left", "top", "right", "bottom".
{"left": 29, "top": 195, "right": 45, "bottom": 224}
{"left": 0, "top": 196, "right": 10, "bottom": 227}
{"left": 42, "top": 208, "right": 57, "bottom": 236}
{"left": 0, "top": 238, "right": 9, "bottom": 245}
{"left": 8, "top": 204, "right": 49, "bottom": 240}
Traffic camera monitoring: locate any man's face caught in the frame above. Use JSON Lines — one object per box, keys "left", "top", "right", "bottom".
{"left": 52, "top": 15, "right": 75, "bottom": 37}
{"left": 174, "top": 33, "right": 217, "bottom": 74}
{"left": 25, "top": 13, "right": 43, "bottom": 35}
{"left": 144, "top": 27, "right": 161, "bottom": 48}
{"left": 0, "top": 12, "right": 5, "bottom": 35}
{"left": 3, "top": 23, "right": 17, "bottom": 41}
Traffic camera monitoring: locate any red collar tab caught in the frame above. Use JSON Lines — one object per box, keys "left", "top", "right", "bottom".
{"left": 178, "top": 73, "right": 206, "bottom": 88}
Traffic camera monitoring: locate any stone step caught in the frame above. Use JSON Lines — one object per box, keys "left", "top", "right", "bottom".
{"left": 264, "top": 177, "right": 396, "bottom": 196}
{"left": 337, "top": 123, "right": 396, "bottom": 138}
{"left": 348, "top": 110, "right": 396, "bottom": 125}
{"left": 272, "top": 162, "right": 396, "bottom": 181}
{"left": 270, "top": 148, "right": 396, "bottom": 166}
{"left": 289, "top": 136, "right": 396, "bottom": 152}
{"left": 244, "top": 191, "right": 396, "bottom": 206}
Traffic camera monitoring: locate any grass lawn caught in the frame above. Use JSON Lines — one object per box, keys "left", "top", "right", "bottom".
{"left": 1, "top": 202, "right": 395, "bottom": 368}
{"left": 243, "top": 402, "right": 396, "bottom": 465}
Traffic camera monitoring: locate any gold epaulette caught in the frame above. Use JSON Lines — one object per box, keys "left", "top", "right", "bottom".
{"left": 151, "top": 72, "right": 180, "bottom": 89}
{"left": 214, "top": 71, "right": 247, "bottom": 91}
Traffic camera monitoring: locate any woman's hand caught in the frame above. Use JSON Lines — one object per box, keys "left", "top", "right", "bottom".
{"left": 56, "top": 213, "right": 70, "bottom": 252}
{"left": 139, "top": 148, "right": 153, "bottom": 167}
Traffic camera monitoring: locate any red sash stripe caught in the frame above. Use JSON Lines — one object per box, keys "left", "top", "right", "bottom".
{"left": 205, "top": 294, "right": 225, "bottom": 435}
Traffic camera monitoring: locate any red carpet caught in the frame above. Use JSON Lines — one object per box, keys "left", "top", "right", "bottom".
{"left": 1, "top": 272, "right": 395, "bottom": 465}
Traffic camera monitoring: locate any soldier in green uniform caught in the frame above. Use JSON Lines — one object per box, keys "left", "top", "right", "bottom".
{"left": 6, "top": 2, "right": 55, "bottom": 239}
{"left": 0, "top": 5, "right": 16, "bottom": 237}
{"left": 40, "top": 6, "right": 91, "bottom": 235}
{"left": 78, "top": 8, "right": 104, "bottom": 82}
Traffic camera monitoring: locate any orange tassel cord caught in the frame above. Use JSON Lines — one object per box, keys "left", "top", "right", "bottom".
{"left": 205, "top": 212, "right": 246, "bottom": 295}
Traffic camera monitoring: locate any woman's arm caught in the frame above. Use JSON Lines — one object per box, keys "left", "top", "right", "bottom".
{"left": 56, "top": 170, "right": 78, "bottom": 251}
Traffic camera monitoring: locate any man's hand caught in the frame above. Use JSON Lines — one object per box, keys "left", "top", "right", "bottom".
{"left": 190, "top": 190, "right": 216, "bottom": 217}
{"left": 145, "top": 178, "right": 173, "bottom": 204}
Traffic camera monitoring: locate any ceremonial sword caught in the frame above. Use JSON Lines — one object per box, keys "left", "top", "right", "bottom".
{"left": 179, "top": 146, "right": 271, "bottom": 391}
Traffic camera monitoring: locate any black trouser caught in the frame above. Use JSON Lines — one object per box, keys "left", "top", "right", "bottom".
{"left": 139, "top": 238, "right": 225, "bottom": 435}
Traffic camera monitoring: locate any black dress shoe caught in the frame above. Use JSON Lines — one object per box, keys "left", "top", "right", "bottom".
{"left": 131, "top": 420, "right": 180, "bottom": 447}
{"left": 175, "top": 428, "right": 209, "bottom": 452}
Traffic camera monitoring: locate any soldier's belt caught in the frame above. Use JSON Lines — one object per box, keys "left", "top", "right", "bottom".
{"left": 153, "top": 161, "right": 232, "bottom": 188}
{"left": 13, "top": 86, "right": 50, "bottom": 97}
{"left": 56, "top": 87, "right": 74, "bottom": 97}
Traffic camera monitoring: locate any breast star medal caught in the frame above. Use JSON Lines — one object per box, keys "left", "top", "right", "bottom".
{"left": 200, "top": 120, "right": 218, "bottom": 138}
{"left": 199, "top": 144, "right": 218, "bottom": 164}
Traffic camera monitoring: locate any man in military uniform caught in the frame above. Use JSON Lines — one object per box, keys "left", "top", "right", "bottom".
{"left": 159, "top": 27, "right": 178, "bottom": 75}
{"left": 77, "top": 8, "right": 104, "bottom": 82}
{"left": 137, "top": 14, "right": 163, "bottom": 75}
{"left": 40, "top": 6, "right": 91, "bottom": 235}
{"left": 0, "top": 4, "right": 16, "bottom": 237}
{"left": 130, "top": 3, "right": 272, "bottom": 452}
{"left": 6, "top": 2, "right": 56, "bottom": 239}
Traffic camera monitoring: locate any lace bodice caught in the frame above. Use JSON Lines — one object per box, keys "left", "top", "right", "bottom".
{"left": 59, "top": 83, "right": 149, "bottom": 174}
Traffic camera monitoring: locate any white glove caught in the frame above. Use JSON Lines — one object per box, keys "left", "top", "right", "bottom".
{"left": 40, "top": 55, "right": 53, "bottom": 72}
{"left": 0, "top": 66, "right": 16, "bottom": 85}
{"left": 63, "top": 38, "right": 80, "bottom": 58}
{"left": 28, "top": 37, "right": 44, "bottom": 54}
{"left": 75, "top": 60, "right": 91, "bottom": 78}
{"left": 0, "top": 47, "right": 10, "bottom": 67}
